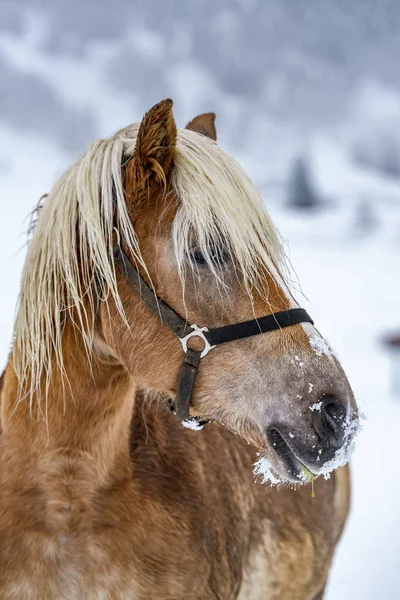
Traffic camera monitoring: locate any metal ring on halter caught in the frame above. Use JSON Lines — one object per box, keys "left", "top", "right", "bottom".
{"left": 179, "top": 325, "right": 215, "bottom": 358}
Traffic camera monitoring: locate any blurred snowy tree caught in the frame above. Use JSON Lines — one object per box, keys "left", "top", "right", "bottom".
{"left": 287, "top": 156, "right": 320, "bottom": 210}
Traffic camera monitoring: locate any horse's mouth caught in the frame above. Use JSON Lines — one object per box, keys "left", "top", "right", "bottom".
{"left": 267, "top": 428, "right": 317, "bottom": 483}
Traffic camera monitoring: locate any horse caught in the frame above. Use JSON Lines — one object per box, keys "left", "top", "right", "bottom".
{"left": 0, "top": 101, "right": 358, "bottom": 599}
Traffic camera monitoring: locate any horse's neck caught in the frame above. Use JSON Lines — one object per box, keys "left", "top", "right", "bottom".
{"left": 1, "top": 322, "right": 136, "bottom": 485}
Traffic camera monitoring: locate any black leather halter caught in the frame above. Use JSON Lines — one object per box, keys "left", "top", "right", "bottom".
{"left": 113, "top": 245, "right": 314, "bottom": 426}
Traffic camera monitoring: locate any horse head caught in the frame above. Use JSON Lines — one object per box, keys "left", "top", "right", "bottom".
{"left": 14, "top": 99, "right": 359, "bottom": 483}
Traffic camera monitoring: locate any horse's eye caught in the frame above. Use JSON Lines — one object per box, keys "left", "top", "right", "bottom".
{"left": 191, "top": 250, "right": 208, "bottom": 265}
{"left": 190, "top": 247, "right": 228, "bottom": 266}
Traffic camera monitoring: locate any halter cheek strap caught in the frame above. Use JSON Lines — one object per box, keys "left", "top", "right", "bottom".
{"left": 114, "top": 245, "right": 314, "bottom": 425}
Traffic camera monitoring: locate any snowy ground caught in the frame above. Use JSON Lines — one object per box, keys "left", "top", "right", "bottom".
{"left": 0, "top": 122, "right": 399, "bottom": 598}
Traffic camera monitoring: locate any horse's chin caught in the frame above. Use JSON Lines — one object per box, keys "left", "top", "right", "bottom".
{"left": 210, "top": 417, "right": 320, "bottom": 485}
{"left": 269, "top": 450, "right": 315, "bottom": 484}
{"left": 217, "top": 420, "right": 310, "bottom": 484}
{"left": 266, "top": 428, "right": 315, "bottom": 483}
{"left": 253, "top": 433, "right": 318, "bottom": 485}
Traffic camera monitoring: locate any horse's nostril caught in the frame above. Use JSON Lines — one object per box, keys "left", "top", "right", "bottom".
{"left": 313, "top": 396, "right": 347, "bottom": 445}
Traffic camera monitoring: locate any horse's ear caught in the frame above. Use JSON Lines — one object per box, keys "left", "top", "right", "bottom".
{"left": 185, "top": 113, "right": 217, "bottom": 141}
{"left": 131, "top": 99, "right": 177, "bottom": 188}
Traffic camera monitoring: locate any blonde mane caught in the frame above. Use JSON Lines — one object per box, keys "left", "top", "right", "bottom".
{"left": 13, "top": 124, "right": 286, "bottom": 406}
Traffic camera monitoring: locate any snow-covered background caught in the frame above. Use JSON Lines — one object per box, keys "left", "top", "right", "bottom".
{"left": 1, "top": 2, "right": 399, "bottom": 598}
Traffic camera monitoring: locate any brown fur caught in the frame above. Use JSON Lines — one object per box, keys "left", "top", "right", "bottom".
{"left": 0, "top": 101, "right": 354, "bottom": 599}
{"left": 0, "top": 369, "right": 349, "bottom": 599}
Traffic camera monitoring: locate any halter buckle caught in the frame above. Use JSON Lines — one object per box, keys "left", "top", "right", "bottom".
{"left": 179, "top": 325, "right": 215, "bottom": 358}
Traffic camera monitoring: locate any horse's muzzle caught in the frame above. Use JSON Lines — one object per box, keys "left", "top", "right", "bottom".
{"left": 266, "top": 397, "right": 358, "bottom": 481}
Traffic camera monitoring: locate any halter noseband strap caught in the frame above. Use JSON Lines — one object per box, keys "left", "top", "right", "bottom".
{"left": 114, "top": 245, "right": 314, "bottom": 425}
